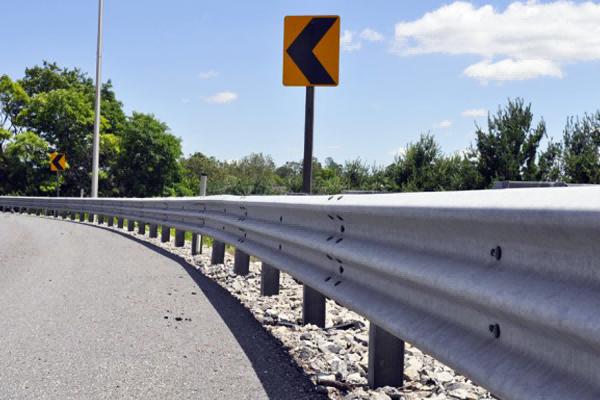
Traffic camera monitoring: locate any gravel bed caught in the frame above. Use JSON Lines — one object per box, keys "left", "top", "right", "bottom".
{"left": 113, "top": 224, "right": 493, "bottom": 400}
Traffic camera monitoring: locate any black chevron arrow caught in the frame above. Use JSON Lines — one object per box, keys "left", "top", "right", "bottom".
{"left": 52, "top": 154, "right": 64, "bottom": 171}
{"left": 286, "top": 17, "right": 337, "bottom": 85}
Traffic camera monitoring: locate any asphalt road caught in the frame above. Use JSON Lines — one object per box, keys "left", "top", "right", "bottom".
{"left": 0, "top": 213, "right": 320, "bottom": 399}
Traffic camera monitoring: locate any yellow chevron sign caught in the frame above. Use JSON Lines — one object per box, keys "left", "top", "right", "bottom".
{"left": 50, "top": 153, "right": 66, "bottom": 172}
{"left": 283, "top": 16, "right": 340, "bottom": 87}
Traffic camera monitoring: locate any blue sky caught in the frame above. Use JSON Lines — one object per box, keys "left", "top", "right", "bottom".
{"left": 3, "top": 0, "right": 600, "bottom": 166}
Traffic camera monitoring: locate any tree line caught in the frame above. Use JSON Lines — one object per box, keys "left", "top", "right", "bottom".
{"left": 1, "top": 62, "right": 599, "bottom": 198}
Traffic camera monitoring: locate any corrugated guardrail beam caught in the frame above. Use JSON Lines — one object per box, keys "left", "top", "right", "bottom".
{"left": 2, "top": 188, "right": 600, "bottom": 399}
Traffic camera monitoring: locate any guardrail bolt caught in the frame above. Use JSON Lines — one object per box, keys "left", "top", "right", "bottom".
{"left": 489, "top": 323, "right": 501, "bottom": 339}
{"left": 368, "top": 323, "right": 405, "bottom": 389}
{"left": 490, "top": 246, "right": 502, "bottom": 260}
{"left": 261, "top": 263, "right": 280, "bottom": 296}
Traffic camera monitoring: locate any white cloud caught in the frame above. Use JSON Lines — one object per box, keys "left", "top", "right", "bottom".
{"left": 461, "top": 108, "right": 488, "bottom": 117}
{"left": 203, "top": 91, "right": 238, "bottom": 104}
{"left": 433, "top": 120, "right": 453, "bottom": 128}
{"left": 464, "top": 59, "right": 562, "bottom": 82}
{"left": 341, "top": 30, "right": 362, "bottom": 51}
{"left": 389, "top": 147, "right": 407, "bottom": 157}
{"left": 198, "top": 70, "right": 219, "bottom": 79}
{"left": 181, "top": 98, "right": 190, "bottom": 104}
{"left": 392, "top": 1, "right": 600, "bottom": 82}
{"left": 360, "top": 28, "right": 384, "bottom": 42}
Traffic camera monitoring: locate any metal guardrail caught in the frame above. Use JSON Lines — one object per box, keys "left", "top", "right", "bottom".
{"left": 492, "top": 180, "right": 598, "bottom": 189}
{"left": 2, "top": 188, "right": 600, "bottom": 400}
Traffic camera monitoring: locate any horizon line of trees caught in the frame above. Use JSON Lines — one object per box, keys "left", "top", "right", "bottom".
{"left": 2, "top": 62, "right": 600, "bottom": 198}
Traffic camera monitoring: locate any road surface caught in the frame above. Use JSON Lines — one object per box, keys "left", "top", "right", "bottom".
{"left": 0, "top": 212, "right": 319, "bottom": 399}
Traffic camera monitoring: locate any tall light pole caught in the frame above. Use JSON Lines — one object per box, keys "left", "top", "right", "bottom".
{"left": 91, "top": 0, "right": 104, "bottom": 198}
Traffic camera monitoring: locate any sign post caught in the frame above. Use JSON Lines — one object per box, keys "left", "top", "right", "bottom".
{"left": 50, "top": 153, "right": 66, "bottom": 198}
{"left": 283, "top": 16, "right": 340, "bottom": 327}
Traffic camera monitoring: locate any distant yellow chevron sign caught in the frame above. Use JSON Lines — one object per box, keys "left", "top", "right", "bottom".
{"left": 50, "top": 153, "right": 66, "bottom": 172}
{"left": 283, "top": 16, "right": 340, "bottom": 87}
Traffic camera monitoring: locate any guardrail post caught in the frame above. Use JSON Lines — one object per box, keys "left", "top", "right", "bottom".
{"left": 70, "top": 211, "right": 75, "bottom": 220}
{"left": 149, "top": 224, "right": 158, "bottom": 238}
{"left": 192, "top": 173, "right": 207, "bottom": 256}
{"left": 368, "top": 323, "right": 405, "bottom": 389}
{"left": 118, "top": 217, "right": 124, "bottom": 229}
{"left": 303, "top": 285, "right": 326, "bottom": 328}
{"left": 161, "top": 226, "right": 171, "bottom": 243}
{"left": 138, "top": 221, "right": 146, "bottom": 235}
{"left": 45, "top": 209, "right": 50, "bottom": 217}
{"left": 36, "top": 209, "right": 41, "bottom": 216}
{"left": 211, "top": 240, "right": 226, "bottom": 264}
{"left": 79, "top": 212, "right": 85, "bottom": 222}
{"left": 128, "top": 219, "right": 135, "bottom": 232}
{"left": 98, "top": 215, "right": 104, "bottom": 224}
{"left": 107, "top": 216, "right": 113, "bottom": 227}
{"left": 54, "top": 210, "right": 59, "bottom": 218}
{"left": 191, "top": 233, "right": 202, "bottom": 255}
{"left": 234, "top": 249, "right": 250, "bottom": 275}
{"left": 175, "top": 229, "right": 185, "bottom": 247}
{"left": 62, "top": 210, "right": 68, "bottom": 219}
{"left": 261, "top": 263, "right": 280, "bottom": 296}
{"left": 88, "top": 213, "right": 94, "bottom": 223}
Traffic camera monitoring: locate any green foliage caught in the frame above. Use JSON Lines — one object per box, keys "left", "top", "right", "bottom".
{"left": 2, "top": 64, "right": 600, "bottom": 198}
{"left": 116, "top": 112, "right": 183, "bottom": 197}
{"left": 561, "top": 113, "right": 600, "bottom": 183}
{"left": 2, "top": 131, "right": 54, "bottom": 195}
{"left": 470, "top": 98, "right": 546, "bottom": 188}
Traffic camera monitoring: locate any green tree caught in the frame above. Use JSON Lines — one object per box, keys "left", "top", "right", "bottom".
{"left": 561, "top": 113, "right": 600, "bottom": 183}
{"left": 387, "top": 133, "right": 442, "bottom": 191}
{"left": 116, "top": 112, "right": 183, "bottom": 197}
{"left": 2, "top": 132, "right": 54, "bottom": 195}
{"left": 470, "top": 98, "right": 546, "bottom": 187}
